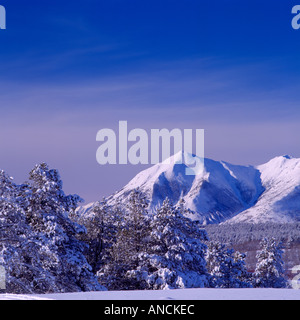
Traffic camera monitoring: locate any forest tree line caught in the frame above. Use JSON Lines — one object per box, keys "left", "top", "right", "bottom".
{"left": 0, "top": 164, "right": 293, "bottom": 294}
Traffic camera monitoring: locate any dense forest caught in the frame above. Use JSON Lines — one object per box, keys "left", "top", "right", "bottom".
{"left": 205, "top": 223, "right": 300, "bottom": 273}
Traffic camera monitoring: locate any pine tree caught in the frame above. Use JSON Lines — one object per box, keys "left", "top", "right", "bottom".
{"left": 0, "top": 170, "right": 57, "bottom": 293}
{"left": 128, "top": 198, "right": 209, "bottom": 290}
{"left": 233, "top": 251, "right": 252, "bottom": 287}
{"left": 24, "top": 163, "right": 104, "bottom": 292}
{"left": 0, "top": 163, "right": 107, "bottom": 293}
{"left": 206, "top": 241, "right": 251, "bottom": 288}
{"left": 77, "top": 198, "right": 120, "bottom": 273}
{"left": 98, "top": 189, "right": 150, "bottom": 290}
{"left": 124, "top": 189, "right": 150, "bottom": 265}
{"left": 253, "top": 238, "right": 288, "bottom": 288}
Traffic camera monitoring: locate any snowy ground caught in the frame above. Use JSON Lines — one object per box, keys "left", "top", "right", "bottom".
{"left": 1, "top": 288, "right": 300, "bottom": 300}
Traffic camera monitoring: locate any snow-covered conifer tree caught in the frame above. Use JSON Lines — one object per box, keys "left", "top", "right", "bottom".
{"left": 0, "top": 170, "right": 58, "bottom": 293}
{"left": 24, "top": 163, "right": 105, "bottom": 292}
{"left": 128, "top": 198, "right": 209, "bottom": 290}
{"left": 0, "top": 164, "right": 107, "bottom": 293}
{"left": 253, "top": 238, "right": 287, "bottom": 288}
{"left": 77, "top": 198, "right": 121, "bottom": 273}
{"left": 206, "top": 241, "right": 251, "bottom": 288}
{"left": 98, "top": 189, "right": 150, "bottom": 290}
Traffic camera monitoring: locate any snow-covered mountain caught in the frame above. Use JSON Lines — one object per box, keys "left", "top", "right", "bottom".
{"left": 82, "top": 153, "right": 300, "bottom": 224}
{"left": 228, "top": 155, "right": 300, "bottom": 224}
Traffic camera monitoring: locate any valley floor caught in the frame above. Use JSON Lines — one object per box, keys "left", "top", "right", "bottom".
{"left": 1, "top": 288, "right": 300, "bottom": 300}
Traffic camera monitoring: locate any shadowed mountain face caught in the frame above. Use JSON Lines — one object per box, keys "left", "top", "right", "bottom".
{"left": 228, "top": 155, "right": 300, "bottom": 224}
{"left": 146, "top": 156, "right": 265, "bottom": 224}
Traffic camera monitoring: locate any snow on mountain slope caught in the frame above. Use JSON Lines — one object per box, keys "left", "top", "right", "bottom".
{"left": 76, "top": 202, "right": 96, "bottom": 217}
{"left": 226, "top": 155, "right": 300, "bottom": 224}
{"left": 104, "top": 151, "right": 265, "bottom": 224}
{"left": 81, "top": 153, "right": 300, "bottom": 224}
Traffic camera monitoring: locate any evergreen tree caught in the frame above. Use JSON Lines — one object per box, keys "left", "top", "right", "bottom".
{"left": 0, "top": 170, "right": 58, "bottom": 293}
{"left": 25, "top": 163, "right": 103, "bottom": 292}
{"left": 0, "top": 164, "right": 105, "bottom": 294}
{"left": 233, "top": 251, "right": 252, "bottom": 287}
{"left": 98, "top": 189, "right": 150, "bottom": 290}
{"left": 77, "top": 198, "right": 120, "bottom": 273}
{"left": 127, "top": 198, "right": 209, "bottom": 290}
{"left": 206, "top": 241, "right": 251, "bottom": 288}
{"left": 253, "top": 238, "right": 288, "bottom": 288}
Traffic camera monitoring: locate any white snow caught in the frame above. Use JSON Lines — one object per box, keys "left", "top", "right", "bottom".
{"left": 88, "top": 153, "right": 300, "bottom": 225}
{"left": 228, "top": 155, "right": 300, "bottom": 224}
{"left": 1, "top": 288, "right": 300, "bottom": 300}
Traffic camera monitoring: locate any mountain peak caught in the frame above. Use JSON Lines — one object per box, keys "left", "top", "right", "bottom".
{"left": 259, "top": 154, "right": 297, "bottom": 170}
{"left": 272, "top": 154, "right": 294, "bottom": 161}
{"left": 85, "top": 154, "right": 300, "bottom": 225}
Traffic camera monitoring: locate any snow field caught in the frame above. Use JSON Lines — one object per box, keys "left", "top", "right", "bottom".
{"left": 1, "top": 288, "right": 300, "bottom": 300}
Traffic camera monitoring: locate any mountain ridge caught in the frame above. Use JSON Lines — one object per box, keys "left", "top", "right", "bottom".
{"left": 79, "top": 153, "right": 300, "bottom": 224}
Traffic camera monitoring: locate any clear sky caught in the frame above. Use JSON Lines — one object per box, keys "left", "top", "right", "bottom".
{"left": 0, "top": 0, "right": 300, "bottom": 202}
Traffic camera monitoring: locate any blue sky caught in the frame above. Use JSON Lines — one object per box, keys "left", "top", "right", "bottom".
{"left": 0, "top": 0, "right": 300, "bottom": 202}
